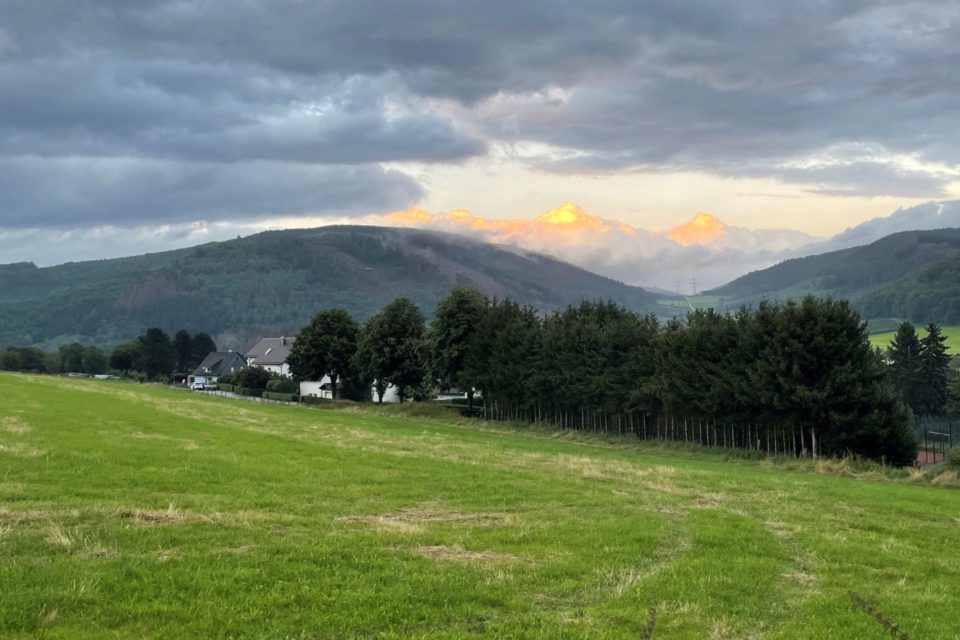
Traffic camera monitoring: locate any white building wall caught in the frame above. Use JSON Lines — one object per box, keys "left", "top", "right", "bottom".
{"left": 299, "top": 376, "right": 334, "bottom": 400}
{"left": 373, "top": 383, "right": 401, "bottom": 403}
{"left": 252, "top": 362, "right": 289, "bottom": 377}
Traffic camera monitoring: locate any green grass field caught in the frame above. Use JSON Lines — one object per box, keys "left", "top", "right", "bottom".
{"left": 1, "top": 373, "right": 959, "bottom": 639}
{"left": 868, "top": 325, "right": 960, "bottom": 354}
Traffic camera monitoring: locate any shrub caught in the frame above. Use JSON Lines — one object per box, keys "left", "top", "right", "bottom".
{"left": 947, "top": 448, "right": 960, "bottom": 469}
{"left": 234, "top": 366, "right": 272, "bottom": 390}
{"left": 263, "top": 391, "right": 297, "bottom": 402}
{"left": 266, "top": 378, "right": 299, "bottom": 394}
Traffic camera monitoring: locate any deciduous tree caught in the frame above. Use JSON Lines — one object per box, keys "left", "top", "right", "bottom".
{"left": 288, "top": 308, "right": 359, "bottom": 400}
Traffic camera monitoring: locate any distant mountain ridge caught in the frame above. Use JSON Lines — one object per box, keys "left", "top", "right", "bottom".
{"left": 808, "top": 200, "right": 960, "bottom": 253}
{"left": 0, "top": 225, "right": 665, "bottom": 350}
{"left": 710, "top": 227, "right": 960, "bottom": 323}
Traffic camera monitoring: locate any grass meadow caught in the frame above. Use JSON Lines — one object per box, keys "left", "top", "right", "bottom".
{"left": 1, "top": 373, "right": 959, "bottom": 638}
{"left": 868, "top": 324, "right": 960, "bottom": 353}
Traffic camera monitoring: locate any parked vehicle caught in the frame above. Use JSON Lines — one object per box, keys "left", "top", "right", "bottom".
{"left": 190, "top": 381, "right": 205, "bottom": 391}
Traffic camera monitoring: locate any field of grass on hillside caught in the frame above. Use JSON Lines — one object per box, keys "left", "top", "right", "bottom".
{"left": 868, "top": 324, "right": 960, "bottom": 353}
{"left": 1, "top": 374, "right": 959, "bottom": 639}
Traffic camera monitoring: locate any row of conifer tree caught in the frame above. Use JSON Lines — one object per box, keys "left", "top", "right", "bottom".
{"left": 288, "top": 287, "right": 922, "bottom": 466}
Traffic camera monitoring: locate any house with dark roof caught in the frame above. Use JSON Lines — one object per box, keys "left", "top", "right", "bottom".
{"left": 188, "top": 351, "right": 247, "bottom": 386}
{"left": 244, "top": 337, "right": 293, "bottom": 377}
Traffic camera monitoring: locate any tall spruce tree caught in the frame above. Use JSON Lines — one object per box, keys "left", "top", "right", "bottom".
{"left": 754, "top": 297, "right": 916, "bottom": 463}
{"left": 887, "top": 321, "right": 924, "bottom": 414}
{"left": 469, "top": 299, "right": 541, "bottom": 419}
{"left": 918, "top": 323, "right": 951, "bottom": 416}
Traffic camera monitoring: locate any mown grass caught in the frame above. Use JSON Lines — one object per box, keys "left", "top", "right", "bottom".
{"left": 868, "top": 324, "right": 960, "bottom": 353}
{"left": 1, "top": 373, "right": 959, "bottom": 639}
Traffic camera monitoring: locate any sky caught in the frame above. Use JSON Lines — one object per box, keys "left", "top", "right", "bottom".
{"left": 1, "top": 0, "right": 959, "bottom": 272}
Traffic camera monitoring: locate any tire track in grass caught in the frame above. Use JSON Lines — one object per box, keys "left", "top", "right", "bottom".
{"left": 623, "top": 508, "right": 789, "bottom": 639}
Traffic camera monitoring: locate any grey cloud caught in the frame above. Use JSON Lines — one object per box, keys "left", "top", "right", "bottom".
{"left": 0, "top": 26, "right": 17, "bottom": 55}
{"left": 1, "top": 0, "right": 958, "bottom": 235}
{"left": 0, "top": 57, "right": 485, "bottom": 164}
{"left": 0, "top": 157, "right": 423, "bottom": 228}
{"left": 0, "top": 222, "right": 257, "bottom": 266}
{"left": 783, "top": 162, "right": 952, "bottom": 198}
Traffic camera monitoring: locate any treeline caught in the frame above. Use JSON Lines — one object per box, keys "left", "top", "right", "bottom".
{"left": 0, "top": 328, "right": 216, "bottom": 381}
{"left": 108, "top": 329, "right": 216, "bottom": 380}
{"left": 1, "top": 343, "right": 109, "bottom": 375}
{"left": 886, "top": 322, "right": 952, "bottom": 417}
{"left": 287, "top": 288, "right": 918, "bottom": 465}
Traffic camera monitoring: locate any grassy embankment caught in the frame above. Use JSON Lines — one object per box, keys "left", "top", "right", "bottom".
{"left": 1, "top": 373, "right": 958, "bottom": 639}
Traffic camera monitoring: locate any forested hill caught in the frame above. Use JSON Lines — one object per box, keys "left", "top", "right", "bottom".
{"left": 860, "top": 251, "right": 960, "bottom": 324}
{"left": 0, "top": 225, "right": 663, "bottom": 350}
{"left": 710, "top": 228, "right": 960, "bottom": 314}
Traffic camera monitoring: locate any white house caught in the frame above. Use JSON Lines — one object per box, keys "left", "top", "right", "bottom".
{"left": 244, "top": 337, "right": 293, "bottom": 376}
{"left": 299, "top": 376, "right": 401, "bottom": 402}
{"left": 299, "top": 375, "right": 336, "bottom": 400}
{"left": 372, "top": 383, "right": 401, "bottom": 403}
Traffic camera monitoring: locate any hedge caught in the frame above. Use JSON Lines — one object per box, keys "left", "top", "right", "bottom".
{"left": 263, "top": 391, "right": 298, "bottom": 402}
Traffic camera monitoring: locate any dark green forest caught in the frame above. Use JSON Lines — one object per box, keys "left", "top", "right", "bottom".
{"left": 287, "top": 289, "right": 921, "bottom": 466}
{"left": 0, "top": 226, "right": 663, "bottom": 350}
{"left": 861, "top": 252, "right": 960, "bottom": 323}
{"left": 713, "top": 229, "right": 960, "bottom": 321}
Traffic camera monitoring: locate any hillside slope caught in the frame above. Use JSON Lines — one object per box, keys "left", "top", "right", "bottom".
{"left": 711, "top": 229, "right": 960, "bottom": 312}
{"left": 861, "top": 251, "right": 960, "bottom": 324}
{"left": 0, "top": 225, "right": 664, "bottom": 349}
{"left": 2, "top": 374, "right": 959, "bottom": 638}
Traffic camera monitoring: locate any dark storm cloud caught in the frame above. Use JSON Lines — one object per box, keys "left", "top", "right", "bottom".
{"left": 0, "top": 0, "right": 957, "bottom": 233}
{"left": 0, "top": 158, "right": 423, "bottom": 228}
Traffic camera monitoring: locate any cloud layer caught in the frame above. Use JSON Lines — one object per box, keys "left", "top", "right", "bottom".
{"left": 0, "top": 1, "right": 958, "bottom": 262}
{"left": 378, "top": 203, "right": 820, "bottom": 290}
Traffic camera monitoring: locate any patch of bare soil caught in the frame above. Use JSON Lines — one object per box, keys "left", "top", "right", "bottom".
{"left": 783, "top": 571, "right": 816, "bottom": 585}
{"left": 339, "top": 503, "right": 511, "bottom": 534}
{"left": 407, "top": 544, "right": 529, "bottom": 564}
{"left": 2, "top": 416, "right": 31, "bottom": 434}
{"left": 118, "top": 504, "right": 182, "bottom": 524}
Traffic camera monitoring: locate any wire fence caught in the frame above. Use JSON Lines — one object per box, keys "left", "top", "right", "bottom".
{"left": 915, "top": 418, "right": 956, "bottom": 464}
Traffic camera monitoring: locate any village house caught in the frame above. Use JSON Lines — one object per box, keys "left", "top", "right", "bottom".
{"left": 299, "top": 376, "right": 402, "bottom": 402}
{"left": 244, "top": 337, "right": 293, "bottom": 376}
{"left": 299, "top": 376, "right": 336, "bottom": 400}
{"left": 188, "top": 351, "right": 247, "bottom": 387}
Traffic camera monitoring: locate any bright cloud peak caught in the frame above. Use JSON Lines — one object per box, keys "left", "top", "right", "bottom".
{"left": 667, "top": 212, "right": 729, "bottom": 246}
{"left": 372, "top": 202, "right": 822, "bottom": 290}
{"left": 535, "top": 202, "right": 606, "bottom": 229}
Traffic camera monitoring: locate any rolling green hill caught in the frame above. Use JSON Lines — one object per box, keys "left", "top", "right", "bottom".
{"left": 861, "top": 252, "right": 960, "bottom": 324}
{"left": 711, "top": 229, "right": 960, "bottom": 319}
{"left": 0, "top": 226, "right": 665, "bottom": 349}
{"left": 1, "top": 374, "right": 958, "bottom": 638}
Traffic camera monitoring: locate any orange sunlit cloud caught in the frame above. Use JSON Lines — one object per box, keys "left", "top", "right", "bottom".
{"left": 373, "top": 202, "right": 821, "bottom": 290}
{"left": 666, "top": 212, "right": 728, "bottom": 246}
{"left": 383, "top": 202, "right": 644, "bottom": 246}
